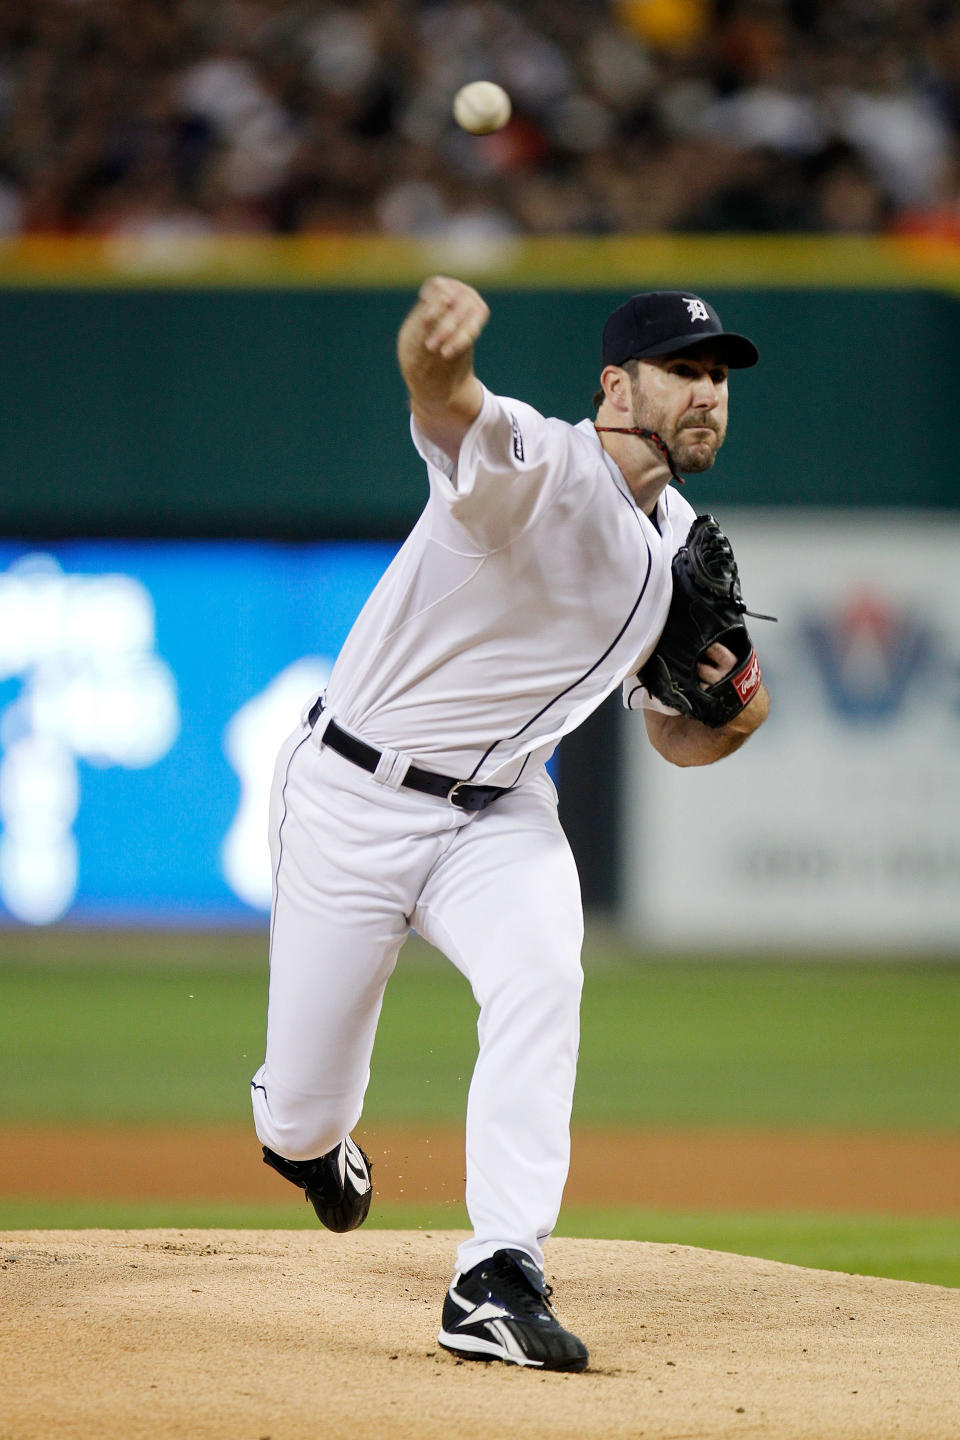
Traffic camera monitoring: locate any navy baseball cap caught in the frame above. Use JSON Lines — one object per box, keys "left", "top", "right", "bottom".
{"left": 602, "top": 291, "right": 759, "bottom": 369}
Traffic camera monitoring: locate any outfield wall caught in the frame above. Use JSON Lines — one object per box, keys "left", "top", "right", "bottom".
{"left": 1, "top": 234, "right": 959, "bottom": 540}
{"left": 0, "top": 235, "right": 956, "bottom": 942}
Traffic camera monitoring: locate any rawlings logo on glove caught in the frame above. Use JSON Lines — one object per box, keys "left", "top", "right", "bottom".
{"left": 731, "top": 648, "right": 763, "bottom": 707}
{"left": 639, "top": 514, "right": 774, "bottom": 729}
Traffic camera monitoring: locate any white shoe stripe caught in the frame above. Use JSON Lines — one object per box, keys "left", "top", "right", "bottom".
{"left": 437, "top": 1327, "right": 543, "bottom": 1368}
{"left": 454, "top": 1301, "right": 512, "bottom": 1327}
{"left": 490, "top": 1318, "right": 528, "bottom": 1361}
{"left": 342, "top": 1137, "right": 371, "bottom": 1194}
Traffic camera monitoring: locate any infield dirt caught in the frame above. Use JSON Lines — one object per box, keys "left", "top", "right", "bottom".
{"left": 4, "top": 1122, "right": 960, "bottom": 1213}
{"left": 3, "top": 1228, "right": 959, "bottom": 1440}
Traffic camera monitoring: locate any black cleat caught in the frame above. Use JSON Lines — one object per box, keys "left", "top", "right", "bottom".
{"left": 262, "top": 1136, "right": 372, "bottom": 1233}
{"left": 438, "top": 1248, "right": 588, "bottom": 1371}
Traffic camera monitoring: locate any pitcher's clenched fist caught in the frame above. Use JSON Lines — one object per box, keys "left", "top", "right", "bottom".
{"left": 416, "top": 275, "right": 490, "bottom": 360}
{"left": 397, "top": 276, "right": 489, "bottom": 459}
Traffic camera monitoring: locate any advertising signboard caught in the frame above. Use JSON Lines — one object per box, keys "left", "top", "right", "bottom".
{"left": 621, "top": 514, "right": 960, "bottom": 951}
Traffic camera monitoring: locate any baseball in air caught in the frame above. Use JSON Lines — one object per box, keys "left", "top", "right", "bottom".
{"left": 453, "top": 81, "right": 512, "bottom": 135}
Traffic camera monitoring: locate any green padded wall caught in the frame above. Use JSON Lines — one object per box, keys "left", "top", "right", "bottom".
{"left": 1, "top": 286, "right": 954, "bottom": 537}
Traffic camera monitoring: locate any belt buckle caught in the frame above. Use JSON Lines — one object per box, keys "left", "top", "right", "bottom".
{"left": 448, "top": 781, "right": 470, "bottom": 810}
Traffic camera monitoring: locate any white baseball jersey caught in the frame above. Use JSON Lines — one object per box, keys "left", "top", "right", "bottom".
{"left": 324, "top": 384, "right": 696, "bottom": 784}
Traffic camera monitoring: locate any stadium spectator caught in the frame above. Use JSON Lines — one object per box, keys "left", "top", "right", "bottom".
{"left": 0, "top": 0, "right": 956, "bottom": 238}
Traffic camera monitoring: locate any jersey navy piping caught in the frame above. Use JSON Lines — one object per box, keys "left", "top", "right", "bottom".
{"left": 623, "top": 481, "right": 672, "bottom": 710}
{"left": 268, "top": 729, "right": 312, "bottom": 959}
{"left": 465, "top": 479, "right": 654, "bottom": 782}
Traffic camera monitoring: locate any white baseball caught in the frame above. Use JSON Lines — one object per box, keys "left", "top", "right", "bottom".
{"left": 453, "top": 81, "right": 512, "bottom": 135}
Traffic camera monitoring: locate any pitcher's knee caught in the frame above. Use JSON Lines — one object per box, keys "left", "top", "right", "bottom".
{"left": 251, "top": 1070, "right": 358, "bottom": 1161}
{"left": 487, "top": 943, "right": 583, "bottom": 1021}
{"left": 541, "top": 954, "right": 584, "bottom": 1013}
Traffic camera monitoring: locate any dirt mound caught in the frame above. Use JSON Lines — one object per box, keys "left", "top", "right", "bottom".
{"left": 2, "top": 1229, "right": 958, "bottom": 1440}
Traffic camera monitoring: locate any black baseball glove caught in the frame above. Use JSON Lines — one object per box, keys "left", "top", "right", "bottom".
{"left": 639, "top": 514, "right": 772, "bottom": 729}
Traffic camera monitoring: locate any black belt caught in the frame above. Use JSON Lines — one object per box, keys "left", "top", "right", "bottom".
{"left": 309, "top": 702, "right": 509, "bottom": 813}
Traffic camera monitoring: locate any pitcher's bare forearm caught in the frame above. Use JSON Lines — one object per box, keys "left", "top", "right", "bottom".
{"left": 397, "top": 276, "right": 488, "bottom": 462}
{"left": 644, "top": 681, "right": 769, "bottom": 767}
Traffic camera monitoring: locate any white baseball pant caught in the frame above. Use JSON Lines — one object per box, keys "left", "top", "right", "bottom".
{"left": 250, "top": 711, "right": 584, "bottom": 1274}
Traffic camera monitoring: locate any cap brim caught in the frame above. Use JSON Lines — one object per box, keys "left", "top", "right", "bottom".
{"left": 637, "top": 331, "right": 759, "bottom": 368}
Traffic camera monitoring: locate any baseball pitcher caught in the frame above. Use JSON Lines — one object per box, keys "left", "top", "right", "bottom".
{"left": 251, "top": 277, "right": 769, "bottom": 1371}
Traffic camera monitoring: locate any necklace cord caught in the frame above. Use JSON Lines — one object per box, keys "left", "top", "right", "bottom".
{"left": 594, "top": 425, "right": 685, "bottom": 485}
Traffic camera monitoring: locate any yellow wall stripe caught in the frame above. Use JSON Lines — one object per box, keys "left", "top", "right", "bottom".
{"left": 0, "top": 233, "right": 958, "bottom": 290}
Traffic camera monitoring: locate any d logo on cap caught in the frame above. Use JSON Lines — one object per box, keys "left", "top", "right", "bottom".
{"left": 601, "top": 292, "right": 759, "bottom": 369}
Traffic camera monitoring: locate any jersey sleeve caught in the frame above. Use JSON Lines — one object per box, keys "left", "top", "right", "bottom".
{"left": 621, "top": 675, "right": 681, "bottom": 714}
{"left": 410, "top": 385, "right": 574, "bottom": 551}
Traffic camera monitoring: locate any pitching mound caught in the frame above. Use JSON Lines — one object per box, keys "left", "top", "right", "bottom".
{"left": 2, "top": 1230, "right": 958, "bottom": 1440}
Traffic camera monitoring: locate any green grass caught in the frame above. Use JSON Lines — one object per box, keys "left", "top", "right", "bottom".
{"left": 0, "top": 1198, "right": 468, "bottom": 1231}
{"left": 575, "top": 953, "right": 960, "bottom": 1129}
{"left": 3, "top": 930, "right": 959, "bottom": 1286}
{"left": 556, "top": 1208, "right": 960, "bottom": 1289}
{"left": 2, "top": 1198, "right": 956, "bottom": 1289}
{"left": 0, "top": 934, "right": 270, "bottom": 1125}
{"left": 1, "top": 929, "right": 959, "bottom": 1130}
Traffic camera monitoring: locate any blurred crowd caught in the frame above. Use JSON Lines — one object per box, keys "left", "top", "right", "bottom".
{"left": 2, "top": 0, "right": 960, "bottom": 240}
